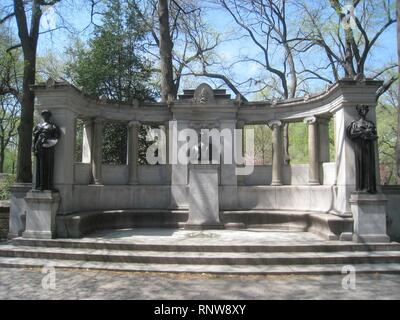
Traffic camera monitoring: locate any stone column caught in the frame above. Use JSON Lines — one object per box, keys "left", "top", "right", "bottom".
{"left": 220, "top": 120, "right": 237, "bottom": 186}
{"left": 128, "top": 121, "right": 140, "bottom": 185}
{"left": 333, "top": 106, "right": 359, "bottom": 215}
{"left": 236, "top": 120, "right": 245, "bottom": 186}
{"left": 82, "top": 118, "right": 93, "bottom": 164}
{"left": 318, "top": 117, "right": 331, "bottom": 163}
{"left": 91, "top": 118, "right": 104, "bottom": 185}
{"left": 304, "top": 116, "right": 320, "bottom": 185}
{"left": 161, "top": 121, "right": 171, "bottom": 183}
{"left": 268, "top": 120, "right": 283, "bottom": 186}
{"left": 170, "top": 120, "right": 189, "bottom": 209}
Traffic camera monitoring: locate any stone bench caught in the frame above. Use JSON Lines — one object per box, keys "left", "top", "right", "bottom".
{"left": 56, "top": 209, "right": 189, "bottom": 238}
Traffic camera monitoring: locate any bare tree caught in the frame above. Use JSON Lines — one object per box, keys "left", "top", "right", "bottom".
{"left": 218, "top": 0, "right": 308, "bottom": 164}
{"left": 0, "top": 95, "right": 19, "bottom": 173}
{"left": 157, "top": 0, "right": 175, "bottom": 102}
{"left": 1, "top": 0, "right": 61, "bottom": 183}
{"left": 300, "top": 0, "right": 397, "bottom": 97}
{"left": 397, "top": 0, "right": 400, "bottom": 179}
{"left": 0, "top": 26, "right": 20, "bottom": 173}
{"left": 136, "top": 0, "right": 245, "bottom": 99}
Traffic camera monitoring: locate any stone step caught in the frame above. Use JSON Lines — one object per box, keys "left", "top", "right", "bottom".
{"left": 1, "top": 245, "right": 400, "bottom": 265}
{"left": 0, "top": 257, "right": 400, "bottom": 275}
{"left": 11, "top": 238, "right": 400, "bottom": 253}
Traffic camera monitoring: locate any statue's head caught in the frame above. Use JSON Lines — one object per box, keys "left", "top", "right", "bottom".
{"left": 356, "top": 105, "right": 369, "bottom": 118}
{"left": 41, "top": 110, "right": 52, "bottom": 121}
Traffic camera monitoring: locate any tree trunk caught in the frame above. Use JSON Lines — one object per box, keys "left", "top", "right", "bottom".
{"left": 397, "top": 0, "right": 400, "bottom": 182}
{"left": 158, "top": 0, "right": 175, "bottom": 102}
{"left": 16, "top": 51, "right": 36, "bottom": 182}
{"left": 14, "top": 0, "right": 44, "bottom": 183}
{"left": 0, "top": 142, "right": 4, "bottom": 173}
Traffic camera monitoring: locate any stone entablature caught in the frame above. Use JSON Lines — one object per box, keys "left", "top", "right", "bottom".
{"left": 32, "top": 78, "right": 382, "bottom": 124}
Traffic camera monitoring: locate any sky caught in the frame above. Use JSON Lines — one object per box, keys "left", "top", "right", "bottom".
{"left": 1, "top": 0, "right": 398, "bottom": 100}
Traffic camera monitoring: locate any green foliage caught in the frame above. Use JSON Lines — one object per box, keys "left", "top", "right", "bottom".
{"left": 329, "top": 118, "right": 336, "bottom": 162}
{"left": 103, "top": 122, "right": 128, "bottom": 165}
{"left": 0, "top": 26, "right": 21, "bottom": 174}
{"left": 0, "top": 174, "right": 15, "bottom": 200}
{"left": 288, "top": 122, "right": 309, "bottom": 164}
{"left": 246, "top": 125, "right": 272, "bottom": 165}
{"left": 66, "top": 0, "right": 159, "bottom": 164}
{"left": 138, "top": 124, "right": 159, "bottom": 165}
{"left": 246, "top": 120, "right": 336, "bottom": 166}
{"left": 74, "top": 119, "right": 83, "bottom": 162}
{"left": 66, "top": 0, "right": 157, "bottom": 102}
{"left": 376, "top": 103, "right": 397, "bottom": 184}
{"left": 3, "top": 148, "right": 17, "bottom": 174}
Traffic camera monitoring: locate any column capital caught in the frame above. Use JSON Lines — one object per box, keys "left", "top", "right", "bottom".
{"left": 304, "top": 116, "right": 317, "bottom": 125}
{"left": 82, "top": 117, "right": 93, "bottom": 126}
{"left": 317, "top": 116, "right": 331, "bottom": 125}
{"left": 94, "top": 117, "right": 105, "bottom": 125}
{"left": 236, "top": 120, "right": 246, "bottom": 129}
{"left": 128, "top": 120, "right": 140, "bottom": 128}
{"left": 267, "top": 120, "right": 282, "bottom": 129}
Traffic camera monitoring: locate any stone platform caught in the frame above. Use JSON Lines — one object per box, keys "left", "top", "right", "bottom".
{"left": 1, "top": 228, "right": 400, "bottom": 275}
{"left": 54, "top": 209, "right": 353, "bottom": 240}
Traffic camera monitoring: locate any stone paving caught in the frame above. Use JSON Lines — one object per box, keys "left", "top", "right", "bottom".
{"left": 1, "top": 267, "right": 400, "bottom": 300}
{"left": 85, "top": 228, "right": 328, "bottom": 245}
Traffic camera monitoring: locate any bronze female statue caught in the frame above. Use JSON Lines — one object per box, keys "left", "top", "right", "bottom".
{"left": 346, "top": 105, "right": 378, "bottom": 194}
{"left": 33, "top": 110, "right": 61, "bottom": 191}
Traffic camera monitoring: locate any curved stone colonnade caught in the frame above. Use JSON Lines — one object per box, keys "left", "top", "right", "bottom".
{"left": 8, "top": 78, "right": 389, "bottom": 240}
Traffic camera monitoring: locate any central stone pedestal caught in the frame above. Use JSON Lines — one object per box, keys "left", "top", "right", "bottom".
{"left": 23, "top": 190, "right": 60, "bottom": 239}
{"left": 350, "top": 193, "right": 390, "bottom": 243}
{"left": 186, "top": 165, "right": 221, "bottom": 229}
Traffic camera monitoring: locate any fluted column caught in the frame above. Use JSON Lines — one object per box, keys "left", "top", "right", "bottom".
{"left": 92, "top": 118, "right": 104, "bottom": 185}
{"left": 82, "top": 118, "right": 93, "bottom": 164}
{"left": 304, "top": 116, "right": 320, "bottom": 185}
{"left": 163, "top": 121, "right": 171, "bottom": 183}
{"left": 128, "top": 120, "right": 140, "bottom": 185}
{"left": 268, "top": 120, "right": 283, "bottom": 186}
{"left": 236, "top": 120, "right": 245, "bottom": 186}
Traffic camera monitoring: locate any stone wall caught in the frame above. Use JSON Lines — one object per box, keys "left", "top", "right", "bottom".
{"left": 0, "top": 200, "right": 10, "bottom": 239}
{"left": 382, "top": 186, "right": 400, "bottom": 241}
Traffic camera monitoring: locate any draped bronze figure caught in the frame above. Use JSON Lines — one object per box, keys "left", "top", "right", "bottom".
{"left": 346, "top": 105, "right": 378, "bottom": 194}
{"left": 33, "top": 110, "right": 61, "bottom": 191}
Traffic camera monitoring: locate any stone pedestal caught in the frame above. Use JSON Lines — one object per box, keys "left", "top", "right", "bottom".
{"left": 8, "top": 183, "right": 31, "bottom": 238}
{"left": 186, "top": 165, "right": 221, "bottom": 229}
{"left": 23, "top": 190, "right": 60, "bottom": 239}
{"left": 350, "top": 193, "right": 390, "bottom": 243}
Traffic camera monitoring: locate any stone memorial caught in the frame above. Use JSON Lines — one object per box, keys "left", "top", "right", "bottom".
{"left": 346, "top": 105, "right": 377, "bottom": 194}
{"left": 347, "top": 105, "right": 390, "bottom": 243}
{"left": 6, "top": 78, "right": 395, "bottom": 242}
{"left": 33, "top": 110, "right": 60, "bottom": 191}
{"left": 187, "top": 164, "right": 221, "bottom": 229}
{"left": 23, "top": 110, "right": 61, "bottom": 239}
